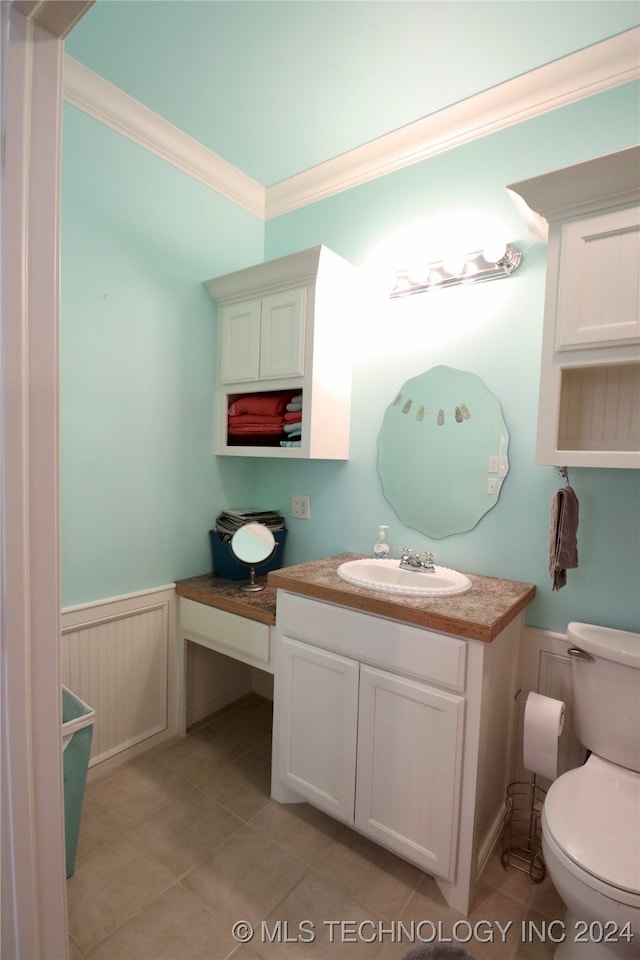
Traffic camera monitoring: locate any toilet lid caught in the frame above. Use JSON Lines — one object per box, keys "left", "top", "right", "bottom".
{"left": 544, "top": 756, "right": 640, "bottom": 895}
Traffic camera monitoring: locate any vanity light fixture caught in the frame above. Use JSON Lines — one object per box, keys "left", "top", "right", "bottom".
{"left": 390, "top": 242, "right": 523, "bottom": 298}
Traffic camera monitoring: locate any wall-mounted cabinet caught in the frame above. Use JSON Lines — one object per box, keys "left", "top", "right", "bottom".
{"left": 510, "top": 147, "right": 640, "bottom": 469}
{"left": 206, "top": 246, "right": 359, "bottom": 459}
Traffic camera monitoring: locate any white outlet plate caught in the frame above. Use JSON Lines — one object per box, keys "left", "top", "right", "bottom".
{"left": 488, "top": 456, "right": 499, "bottom": 473}
{"left": 291, "top": 495, "right": 311, "bottom": 519}
{"left": 487, "top": 477, "right": 498, "bottom": 495}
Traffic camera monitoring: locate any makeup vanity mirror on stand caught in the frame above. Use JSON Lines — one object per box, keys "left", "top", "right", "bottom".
{"left": 378, "top": 365, "right": 510, "bottom": 538}
{"left": 230, "top": 522, "right": 276, "bottom": 591}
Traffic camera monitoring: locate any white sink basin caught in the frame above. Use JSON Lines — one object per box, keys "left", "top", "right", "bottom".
{"left": 337, "top": 558, "right": 471, "bottom": 597}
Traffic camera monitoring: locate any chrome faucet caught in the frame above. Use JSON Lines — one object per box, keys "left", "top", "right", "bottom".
{"left": 398, "top": 548, "right": 436, "bottom": 573}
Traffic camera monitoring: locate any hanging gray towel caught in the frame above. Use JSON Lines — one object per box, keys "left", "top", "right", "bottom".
{"left": 549, "top": 485, "right": 579, "bottom": 590}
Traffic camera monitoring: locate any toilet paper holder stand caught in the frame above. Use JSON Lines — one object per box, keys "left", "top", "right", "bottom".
{"left": 501, "top": 689, "right": 547, "bottom": 883}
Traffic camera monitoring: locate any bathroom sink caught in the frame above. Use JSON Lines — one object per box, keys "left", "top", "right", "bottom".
{"left": 336, "top": 559, "right": 471, "bottom": 597}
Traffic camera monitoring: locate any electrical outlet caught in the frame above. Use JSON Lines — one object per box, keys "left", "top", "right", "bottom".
{"left": 291, "top": 495, "right": 311, "bottom": 520}
{"left": 488, "top": 456, "right": 499, "bottom": 473}
{"left": 487, "top": 477, "right": 497, "bottom": 495}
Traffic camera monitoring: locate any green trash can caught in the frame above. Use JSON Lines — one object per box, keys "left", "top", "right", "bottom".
{"left": 62, "top": 686, "right": 94, "bottom": 878}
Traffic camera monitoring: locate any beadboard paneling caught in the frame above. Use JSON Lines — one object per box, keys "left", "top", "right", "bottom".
{"left": 61, "top": 586, "right": 177, "bottom": 767}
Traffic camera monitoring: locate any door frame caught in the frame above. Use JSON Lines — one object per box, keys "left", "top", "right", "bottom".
{"left": 1, "top": 4, "right": 93, "bottom": 957}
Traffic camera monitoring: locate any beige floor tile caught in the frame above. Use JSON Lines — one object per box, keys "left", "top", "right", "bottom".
{"left": 375, "top": 874, "right": 467, "bottom": 959}
{"left": 207, "top": 698, "right": 273, "bottom": 749}
{"left": 513, "top": 910, "right": 557, "bottom": 960}
{"left": 157, "top": 726, "right": 245, "bottom": 786}
{"left": 256, "top": 870, "right": 381, "bottom": 959}
{"left": 465, "top": 884, "right": 527, "bottom": 960}
{"left": 480, "top": 853, "right": 540, "bottom": 908}
{"left": 86, "top": 883, "right": 236, "bottom": 960}
{"left": 249, "top": 800, "right": 346, "bottom": 866}
{"left": 87, "top": 754, "right": 188, "bottom": 828}
{"left": 134, "top": 784, "right": 244, "bottom": 877}
{"left": 227, "top": 945, "right": 265, "bottom": 960}
{"left": 74, "top": 792, "right": 127, "bottom": 865}
{"left": 68, "top": 937, "right": 84, "bottom": 960}
{"left": 315, "top": 830, "right": 422, "bottom": 920}
{"left": 182, "top": 826, "right": 307, "bottom": 927}
{"left": 68, "top": 696, "right": 540, "bottom": 960}
{"left": 526, "top": 875, "right": 565, "bottom": 921}
{"left": 248, "top": 734, "right": 272, "bottom": 762}
{"left": 203, "top": 693, "right": 257, "bottom": 722}
{"left": 67, "top": 835, "right": 176, "bottom": 955}
{"left": 198, "top": 751, "right": 271, "bottom": 820}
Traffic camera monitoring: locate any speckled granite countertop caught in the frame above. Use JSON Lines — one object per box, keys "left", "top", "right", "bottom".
{"left": 175, "top": 573, "right": 277, "bottom": 626}
{"left": 267, "top": 553, "right": 536, "bottom": 642}
{"left": 176, "top": 554, "right": 536, "bottom": 641}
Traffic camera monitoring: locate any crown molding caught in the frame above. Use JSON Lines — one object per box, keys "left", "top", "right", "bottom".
{"left": 63, "top": 28, "right": 639, "bottom": 223}
{"left": 63, "top": 56, "right": 265, "bottom": 219}
{"left": 265, "top": 28, "right": 640, "bottom": 218}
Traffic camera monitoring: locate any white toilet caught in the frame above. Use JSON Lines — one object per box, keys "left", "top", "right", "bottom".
{"left": 541, "top": 621, "right": 640, "bottom": 959}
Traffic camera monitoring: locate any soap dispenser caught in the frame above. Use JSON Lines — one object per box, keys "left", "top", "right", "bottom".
{"left": 373, "top": 525, "right": 390, "bottom": 559}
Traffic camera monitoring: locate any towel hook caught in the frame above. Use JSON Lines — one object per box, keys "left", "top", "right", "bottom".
{"left": 559, "top": 466, "right": 570, "bottom": 486}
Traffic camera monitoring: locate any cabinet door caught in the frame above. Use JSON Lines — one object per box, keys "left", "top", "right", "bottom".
{"left": 556, "top": 206, "right": 640, "bottom": 350}
{"left": 278, "top": 636, "right": 358, "bottom": 823}
{"left": 355, "top": 665, "right": 464, "bottom": 881}
{"left": 259, "top": 287, "right": 306, "bottom": 379}
{"left": 219, "top": 299, "right": 261, "bottom": 382}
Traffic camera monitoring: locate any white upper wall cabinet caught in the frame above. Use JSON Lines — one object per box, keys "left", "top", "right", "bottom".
{"left": 555, "top": 206, "right": 639, "bottom": 351}
{"left": 510, "top": 146, "right": 640, "bottom": 469}
{"left": 206, "top": 246, "right": 359, "bottom": 459}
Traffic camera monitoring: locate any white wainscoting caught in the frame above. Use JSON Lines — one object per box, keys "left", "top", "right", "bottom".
{"left": 61, "top": 585, "right": 179, "bottom": 773}
{"left": 515, "top": 625, "right": 587, "bottom": 789}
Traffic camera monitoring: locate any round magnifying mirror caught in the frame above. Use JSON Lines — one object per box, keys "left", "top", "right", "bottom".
{"left": 230, "top": 522, "right": 276, "bottom": 592}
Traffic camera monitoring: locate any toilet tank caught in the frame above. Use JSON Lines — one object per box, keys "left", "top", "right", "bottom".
{"left": 568, "top": 622, "right": 640, "bottom": 772}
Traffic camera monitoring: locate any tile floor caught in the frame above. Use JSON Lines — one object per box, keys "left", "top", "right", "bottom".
{"left": 68, "top": 694, "right": 566, "bottom": 960}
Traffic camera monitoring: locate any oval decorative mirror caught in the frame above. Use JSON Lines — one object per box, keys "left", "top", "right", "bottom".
{"left": 377, "top": 366, "right": 510, "bottom": 539}
{"left": 230, "top": 522, "right": 276, "bottom": 592}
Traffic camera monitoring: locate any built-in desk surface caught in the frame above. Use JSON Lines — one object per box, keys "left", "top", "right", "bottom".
{"left": 175, "top": 573, "right": 276, "bottom": 626}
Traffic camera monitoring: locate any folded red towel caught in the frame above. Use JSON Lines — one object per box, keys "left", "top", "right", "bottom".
{"left": 228, "top": 393, "right": 291, "bottom": 417}
{"left": 284, "top": 410, "right": 302, "bottom": 423}
{"left": 228, "top": 424, "right": 285, "bottom": 435}
{"left": 227, "top": 414, "right": 284, "bottom": 428}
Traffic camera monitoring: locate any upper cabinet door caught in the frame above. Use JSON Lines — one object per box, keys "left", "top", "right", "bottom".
{"left": 219, "top": 299, "right": 261, "bottom": 382}
{"left": 259, "top": 287, "right": 306, "bottom": 380}
{"left": 556, "top": 206, "right": 640, "bottom": 351}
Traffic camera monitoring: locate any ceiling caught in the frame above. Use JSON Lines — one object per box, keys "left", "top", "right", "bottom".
{"left": 65, "top": 1, "right": 639, "bottom": 190}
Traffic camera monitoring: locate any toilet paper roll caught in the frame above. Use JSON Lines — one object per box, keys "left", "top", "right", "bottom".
{"left": 523, "top": 691, "right": 566, "bottom": 781}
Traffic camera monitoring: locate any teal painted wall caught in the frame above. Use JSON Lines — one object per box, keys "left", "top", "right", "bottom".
{"left": 261, "top": 81, "right": 640, "bottom": 635}
{"left": 61, "top": 83, "right": 640, "bottom": 634}
{"left": 60, "top": 106, "right": 263, "bottom": 605}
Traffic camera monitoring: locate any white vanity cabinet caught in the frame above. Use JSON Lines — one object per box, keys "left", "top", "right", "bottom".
{"left": 271, "top": 590, "right": 522, "bottom": 915}
{"left": 206, "top": 246, "right": 359, "bottom": 459}
{"left": 278, "top": 636, "right": 464, "bottom": 880}
{"left": 509, "top": 146, "right": 640, "bottom": 468}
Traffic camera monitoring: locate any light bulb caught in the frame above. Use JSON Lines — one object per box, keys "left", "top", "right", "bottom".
{"left": 482, "top": 240, "right": 507, "bottom": 264}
